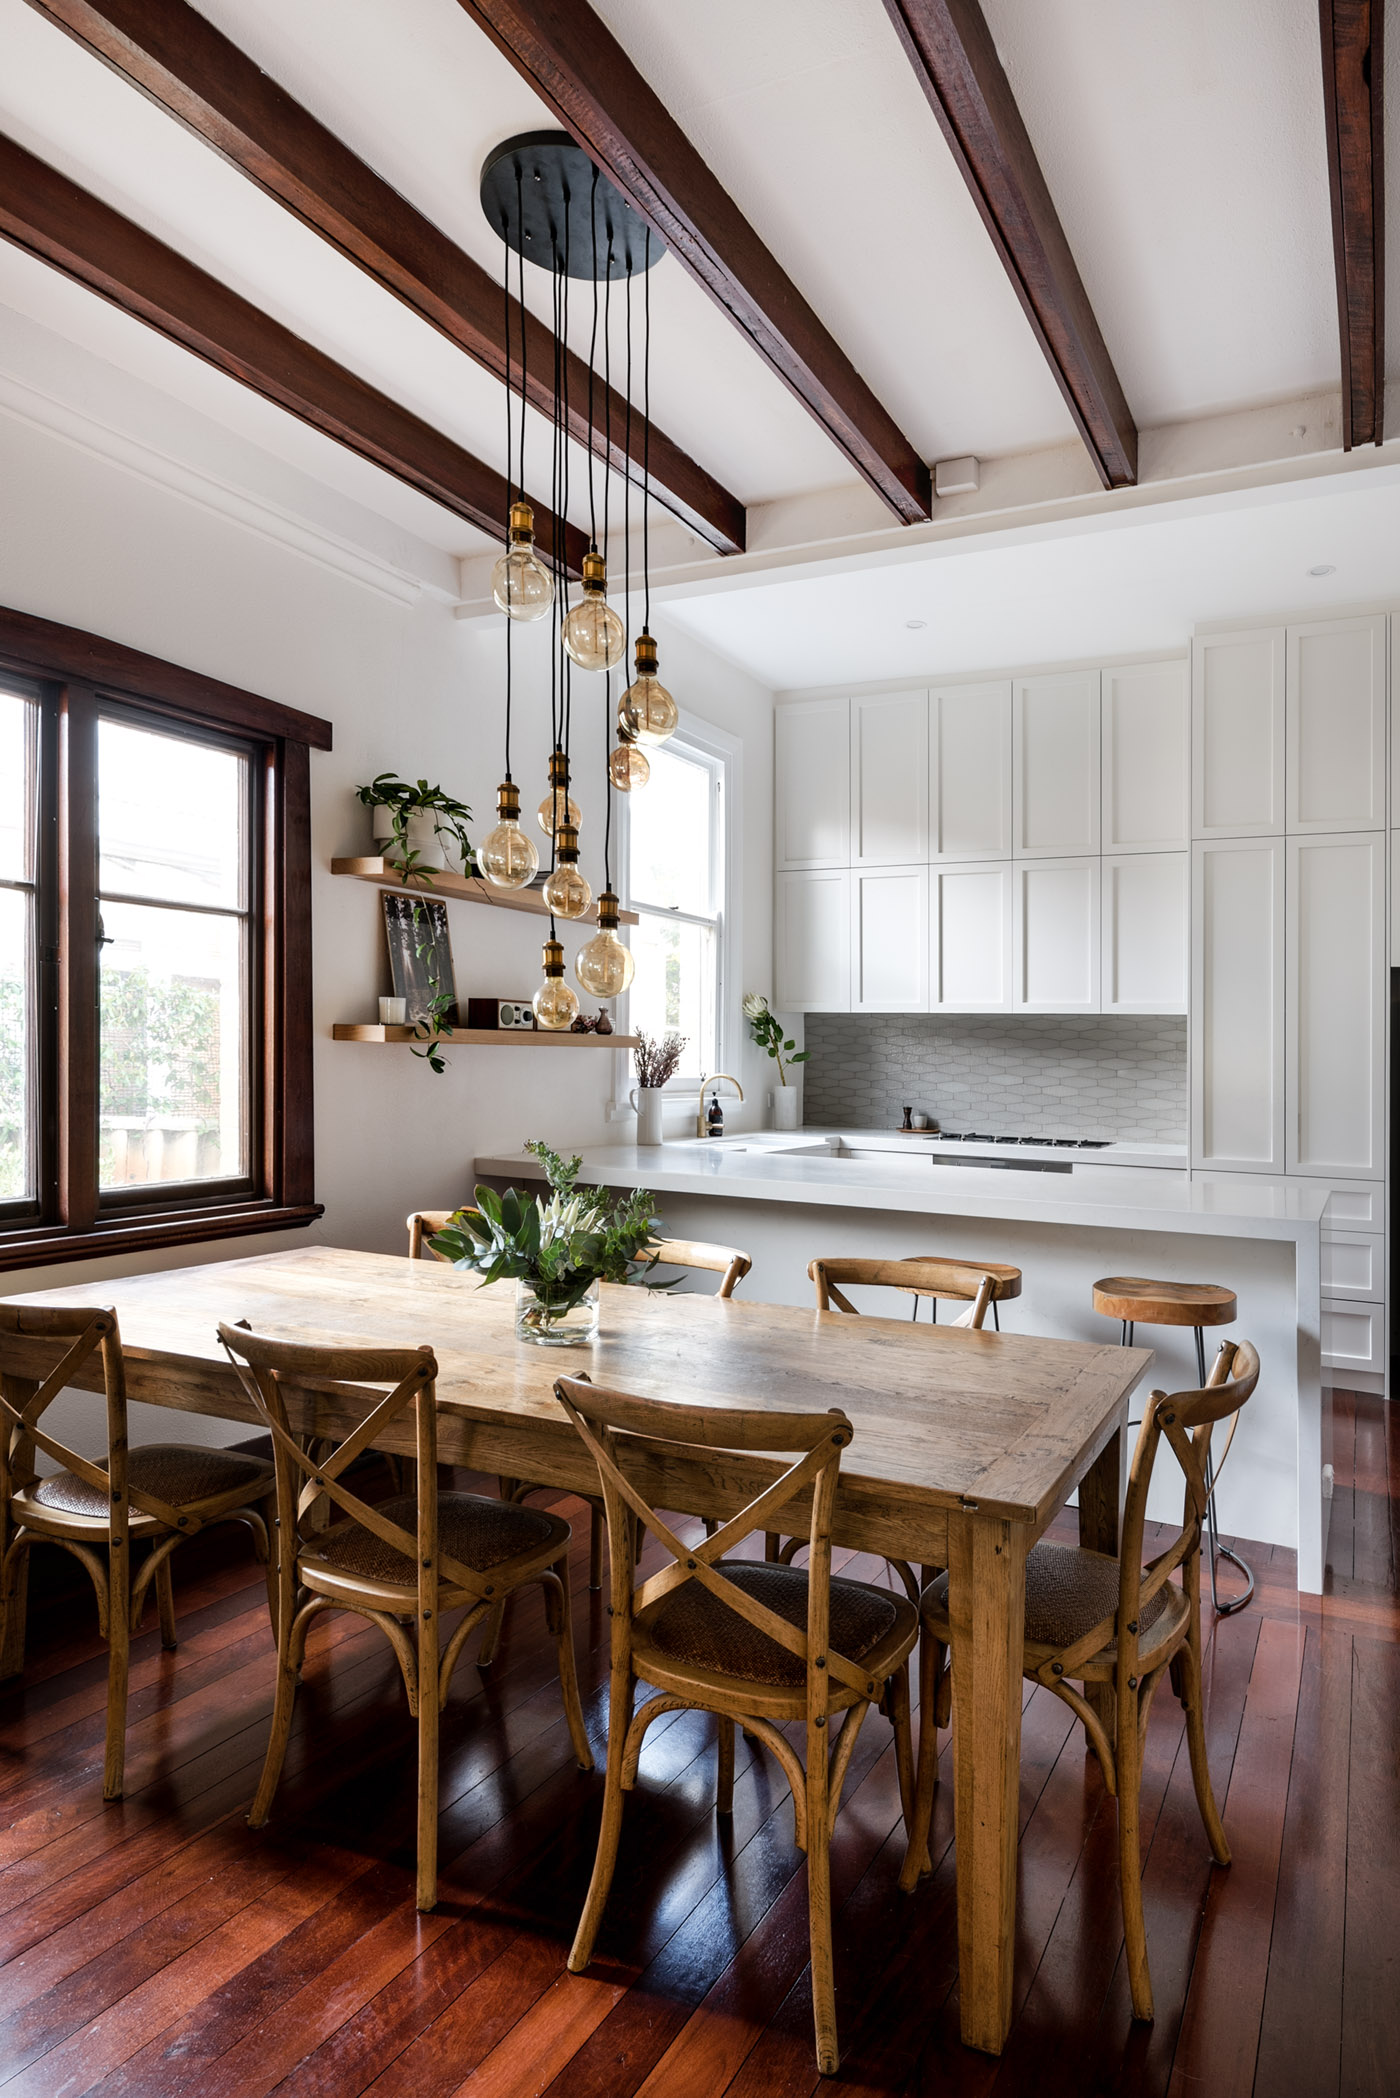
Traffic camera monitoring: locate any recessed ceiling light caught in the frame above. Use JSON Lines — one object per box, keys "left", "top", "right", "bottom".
{"left": 905, "top": 618, "right": 927, "bottom": 629}
{"left": 1308, "top": 564, "right": 1336, "bottom": 576}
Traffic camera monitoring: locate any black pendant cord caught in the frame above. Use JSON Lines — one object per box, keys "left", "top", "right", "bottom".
{"left": 586, "top": 164, "right": 600, "bottom": 552}
{"left": 623, "top": 261, "right": 633, "bottom": 681}
{"left": 501, "top": 207, "right": 515, "bottom": 784}
{"left": 602, "top": 236, "right": 616, "bottom": 893}
{"left": 515, "top": 165, "right": 528, "bottom": 496}
{"left": 560, "top": 211, "right": 574, "bottom": 798}
{"left": 643, "top": 226, "right": 652, "bottom": 636}
{"left": 547, "top": 247, "right": 562, "bottom": 794}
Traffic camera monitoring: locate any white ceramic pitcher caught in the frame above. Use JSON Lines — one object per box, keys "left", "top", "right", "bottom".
{"left": 629, "top": 1086, "right": 665, "bottom": 1146}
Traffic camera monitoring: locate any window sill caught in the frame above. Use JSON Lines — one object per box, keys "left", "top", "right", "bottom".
{"left": 0, "top": 1201, "right": 323, "bottom": 1274}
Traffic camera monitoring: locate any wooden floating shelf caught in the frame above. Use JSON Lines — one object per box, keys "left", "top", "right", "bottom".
{"left": 331, "top": 858, "right": 639, "bottom": 926}
{"left": 333, "top": 1024, "right": 638, "bottom": 1048}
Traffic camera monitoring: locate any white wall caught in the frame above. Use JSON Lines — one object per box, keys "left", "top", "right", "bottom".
{"left": 0, "top": 377, "right": 774, "bottom": 1440}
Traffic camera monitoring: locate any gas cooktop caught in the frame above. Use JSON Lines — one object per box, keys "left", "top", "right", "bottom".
{"left": 935, "top": 1132, "right": 1111, "bottom": 1149}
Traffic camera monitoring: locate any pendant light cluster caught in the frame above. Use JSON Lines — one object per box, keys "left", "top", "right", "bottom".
{"left": 477, "top": 132, "right": 677, "bottom": 1027}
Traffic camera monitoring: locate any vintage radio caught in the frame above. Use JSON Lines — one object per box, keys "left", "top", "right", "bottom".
{"left": 465, "top": 998, "right": 536, "bottom": 1031}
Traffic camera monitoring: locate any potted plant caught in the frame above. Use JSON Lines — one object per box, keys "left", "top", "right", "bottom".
{"left": 629, "top": 1031, "right": 687, "bottom": 1146}
{"left": 355, "top": 773, "right": 476, "bottom": 879}
{"left": 430, "top": 1140, "right": 674, "bottom": 1345}
{"left": 743, "top": 994, "right": 808, "bottom": 1129}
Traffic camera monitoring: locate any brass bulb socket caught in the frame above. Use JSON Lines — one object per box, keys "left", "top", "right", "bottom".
{"left": 556, "top": 823, "right": 580, "bottom": 861}
{"left": 496, "top": 779, "right": 521, "bottom": 818}
{"left": 597, "top": 889, "right": 621, "bottom": 930}
{"left": 547, "top": 749, "right": 570, "bottom": 787}
{"left": 634, "top": 631, "right": 659, "bottom": 675}
{"left": 581, "top": 548, "right": 607, "bottom": 593}
{"left": 542, "top": 939, "right": 564, "bottom": 975}
{"left": 508, "top": 500, "right": 535, "bottom": 542}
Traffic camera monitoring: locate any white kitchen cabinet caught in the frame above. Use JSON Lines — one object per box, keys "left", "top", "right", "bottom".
{"left": 1013, "top": 673, "right": 1101, "bottom": 856}
{"left": 1190, "top": 838, "right": 1286, "bottom": 1173}
{"left": 1286, "top": 616, "right": 1386, "bottom": 832}
{"left": 774, "top": 698, "right": 850, "bottom": 868}
{"left": 1012, "top": 857, "right": 1101, "bottom": 1012}
{"left": 1320, "top": 1232, "right": 1386, "bottom": 1301}
{"left": 851, "top": 865, "right": 929, "bottom": 1011}
{"left": 1314, "top": 1179, "right": 1386, "bottom": 1230}
{"left": 1287, "top": 832, "right": 1385, "bottom": 1179}
{"left": 775, "top": 869, "right": 851, "bottom": 1012}
{"left": 930, "top": 681, "right": 1012, "bottom": 860}
{"left": 1321, "top": 1299, "right": 1386, "bottom": 1378}
{"left": 850, "top": 690, "right": 929, "bottom": 866}
{"left": 1102, "top": 852, "right": 1188, "bottom": 1013}
{"left": 1192, "top": 628, "right": 1285, "bottom": 838}
{"left": 931, "top": 861, "right": 1013, "bottom": 1011}
{"left": 1102, "top": 660, "right": 1189, "bottom": 851}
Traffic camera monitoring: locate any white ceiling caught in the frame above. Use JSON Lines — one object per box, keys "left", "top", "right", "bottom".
{"left": 663, "top": 467, "right": 1400, "bottom": 690}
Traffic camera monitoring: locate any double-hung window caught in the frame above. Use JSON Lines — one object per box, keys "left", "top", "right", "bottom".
{"left": 0, "top": 605, "right": 329, "bottom": 1269}
{"left": 624, "top": 734, "right": 728, "bottom": 1084}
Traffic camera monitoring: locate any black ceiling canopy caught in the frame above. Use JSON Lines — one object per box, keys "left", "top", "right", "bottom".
{"left": 480, "top": 130, "right": 666, "bottom": 279}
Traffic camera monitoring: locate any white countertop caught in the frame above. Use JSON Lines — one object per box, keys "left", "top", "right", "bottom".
{"left": 474, "top": 1133, "right": 1325, "bottom": 1244}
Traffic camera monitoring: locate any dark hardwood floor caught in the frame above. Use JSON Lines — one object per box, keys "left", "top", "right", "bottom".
{"left": 0, "top": 1390, "right": 1395, "bottom": 2096}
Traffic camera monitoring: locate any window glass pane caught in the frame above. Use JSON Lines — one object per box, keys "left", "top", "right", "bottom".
{"left": 628, "top": 743, "right": 712, "bottom": 915}
{"left": 99, "top": 901, "right": 246, "bottom": 1188}
{"left": 0, "top": 887, "right": 33, "bottom": 1202}
{"left": 0, "top": 688, "right": 34, "bottom": 883}
{"left": 98, "top": 718, "right": 247, "bottom": 908}
{"left": 629, "top": 913, "right": 716, "bottom": 1072}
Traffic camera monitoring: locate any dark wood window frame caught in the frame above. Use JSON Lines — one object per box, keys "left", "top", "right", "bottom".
{"left": 0, "top": 604, "right": 331, "bottom": 1271}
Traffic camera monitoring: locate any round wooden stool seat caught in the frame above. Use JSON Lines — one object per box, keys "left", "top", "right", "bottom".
{"left": 900, "top": 1259, "right": 1023, "bottom": 1301}
{"left": 1091, "top": 1277, "right": 1236, "bottom": 1329}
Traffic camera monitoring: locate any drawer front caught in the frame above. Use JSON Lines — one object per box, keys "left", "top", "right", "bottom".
{"left": 1317, "top": 1180, "right": 1384, "bottom": 1229}
{"left": 1319, "top": 1232, "right": 1385, "bottom": 1299}
{"left": 1321, "top": 1297, "right": 1385, "bottom": 1375}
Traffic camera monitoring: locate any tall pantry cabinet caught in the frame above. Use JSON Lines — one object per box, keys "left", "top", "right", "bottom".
{"left": 1190, "top": 613, "right": 1389, "bottom": 1388}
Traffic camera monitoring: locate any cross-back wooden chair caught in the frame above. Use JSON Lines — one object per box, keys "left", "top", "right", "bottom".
{"left": 217, "top": 1323, "right": 593, "bottom": 1911}
{"left": 406, "top": 1212, "right": 454, "bottom": 1262}
{"left": 810, "top": 1256, "right": 1008, "bottom": 1330}
{"left": 555, "top": 1374, "right": 919, "bottom": 2079}
{"left": 901, "top": 1337, "right": 1260, "bottom": 2022}
{"left": 650, "top": 1238, "right": 753, "bottom": 1298}
{"left": 0, "top": 1303, "right": 276, "bottom": 1800}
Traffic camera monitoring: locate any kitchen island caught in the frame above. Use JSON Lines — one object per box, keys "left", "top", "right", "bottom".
{"left": 476, "top": 1133, "right": 1329, "bottom": 1591}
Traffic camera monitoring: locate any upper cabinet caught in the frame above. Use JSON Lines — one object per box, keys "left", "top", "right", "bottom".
{"left": 931, "top": 861, "right": 1014, "bottom": 1012}
{"left": 930, "top": 681, "right": 1012, "bottom": 860}
{"left": 774, "top": 697, "right": 850, "bottom": 868}
{"left": 1287, "top": 832, "right": 1385, "bottom": 1178}
{"left": 1286, "top": 617, "right": 1386, "bottom": 832}
{"left": 851, "top": 865, "right": 929, "bottom": 1010}
{"left": 1011, "top": 857, "right": 1101, "bottom": 1012}
{"left": 775, "top": 869, "right": 851, "bottom": 1013}
{"left": 1191, "top": 628, "right": 1285, "bottom": 837}
{"left": 1190, "top": 837, "right": 1286, "bottom": 1173}
{"left": 1012, "top": 672, "right": 1101, "bottom": 856}
{"left": 850, "top": 691, "right": 930, "bottom": 866}
{"left": 1102, "top": 661, "right": 1189, "bottom": 852}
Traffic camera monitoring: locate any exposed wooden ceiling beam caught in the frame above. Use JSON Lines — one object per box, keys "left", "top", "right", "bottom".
{"left": 23, "top": 0, "right": 745, "bottom": 555}
{"left": 0, "top": 132, "right": 588, "bottom": 574}
{"left": 882, "top": 0, "right": 1137, "bottom": 489}
{"left": 455, "top": 0, "right": 933, "bottom": 525}
{"left": 1318, "top": 0, "right": 1384, "bottom": 448}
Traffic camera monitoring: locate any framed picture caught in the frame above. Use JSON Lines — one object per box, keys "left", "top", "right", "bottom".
{"left": 381, "top": 892, "right": 458, "bottom": 1026}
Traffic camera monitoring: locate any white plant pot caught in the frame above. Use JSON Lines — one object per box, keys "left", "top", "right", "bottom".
{"left": 771, "top": 1085, "right": 801, "bottom": 1130}
{"left": 629, "top": 1086, "right": 666, "bottom": 1146}
{"left": 372, "top": 806, "right": 451, "bottom": 869}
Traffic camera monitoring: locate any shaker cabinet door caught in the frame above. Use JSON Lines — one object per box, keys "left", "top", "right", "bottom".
{"left": 1102, "top": 853, "right": 1188, "bottom": 1013}
{"left": 1013, "top": 672, "right": 1101, "bottom": 856}
{"left": 1287, "top": 832, "right": 1384, "bottom": 1178}
{"left": 1012, "top": 857, "right": 1101, "bottom": 1011}
{"left": 851, "top": 691, "right": 929, "bottom": 866}
{"left": 1102, "top": 660, "right": 1189, "bottom": 851}
{"left": 930, "top": 681, "right": 1012, "bottom": 860}
{"left": 1286, "top": 617, "right": 1386, "bottom": 832}
{"left": 1192, "top": 628, "right": 1285, "bottom": 837}
{"left": 774, "top": 698, "right": 850, "bottom": 868}
{"left": 775, "top": 870, "right": 850, "bottom": 1012}
{"left": 931, "top": 862, "right": 1013, "bottom": 1011}
{"left": 851, "top": 865, "right": 929, "bottom": 1011}
{"left": 1190, "top": 838, "right": 1286, "bottom": 1172}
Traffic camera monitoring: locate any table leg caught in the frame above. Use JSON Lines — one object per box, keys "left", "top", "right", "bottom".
{"left": 1078, "top": 1425, "right": 1124, "bottom": 1754}
{"left": 948, "top": 1506, "right": 1027, "bottom": 2055}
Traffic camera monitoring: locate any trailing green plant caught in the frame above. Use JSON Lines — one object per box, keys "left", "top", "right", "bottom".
{"left": 431, "top": 1138, "right": 675, "bottom": 1330}
{"left": 743, "top": 993, "right": 808, "bottom": 1085}
{"left": 355, "top": 773, "right": 476, "bottom": 884}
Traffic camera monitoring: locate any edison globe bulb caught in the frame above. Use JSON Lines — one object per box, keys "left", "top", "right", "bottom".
{"left": 478, "top": 781, "right": 539, "bottom": 889}
{"left": 562, "top": 549, "right": 625, "bottom": 672}
{"left": 608, "top": 740, "right": 651, "bottom": 791}
{"left": 541, "top": 823, "right": 591, "bottom": 919}
{"left": 536, "top": 788, "right": 582, "bottom": 839}
{"left": 576, "top": 892, "right": 634, "bottom": 998}
{"left": 621, "top": 630, "right": 679, "bottom": 744}
{"left": 534, "top": 939, "right": 579, "bottom": 1031}
{"left": 491, "top": 502, "right": 553, "bottom": 622}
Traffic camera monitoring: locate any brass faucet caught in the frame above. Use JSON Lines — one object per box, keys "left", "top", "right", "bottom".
{"left": 696, "top": 1072, "right": 744, "bottom": 1138}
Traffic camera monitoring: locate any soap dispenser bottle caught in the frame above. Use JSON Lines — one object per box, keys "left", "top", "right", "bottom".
{"left": 706, "top": 1096, "right": 725, "bottom": 1138}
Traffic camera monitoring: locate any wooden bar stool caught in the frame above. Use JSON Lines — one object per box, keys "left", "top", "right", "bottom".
{"left": 1091, "top": 1276, "right": 1254, "bottom": 1616}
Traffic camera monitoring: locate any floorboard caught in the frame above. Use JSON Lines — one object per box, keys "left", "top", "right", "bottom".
{"left": 0, "top": 1406, "right": 1390, "bottom": 2097}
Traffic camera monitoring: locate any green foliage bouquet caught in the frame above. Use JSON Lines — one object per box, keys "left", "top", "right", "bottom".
{"left": 431, "top": 1140, "right": 674, "bottom": 1343}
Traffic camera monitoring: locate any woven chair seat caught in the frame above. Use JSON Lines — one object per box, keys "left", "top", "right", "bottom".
{"left": 31, "top": 1444, "right": 272, "bottom": 1519}
{"left": 641, "top": 1559, "right": 899, "bottom": 1688}
{"left": 923, "top": 1540, "right": 1177, "bottom": 1653}
{"left": 309, "top": 1492, "right": 561, "bottom": 1588}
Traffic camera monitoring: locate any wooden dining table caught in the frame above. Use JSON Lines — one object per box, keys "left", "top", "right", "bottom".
{"left": 10, "top": 1244, "right": 1151, "bottom": 2055}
